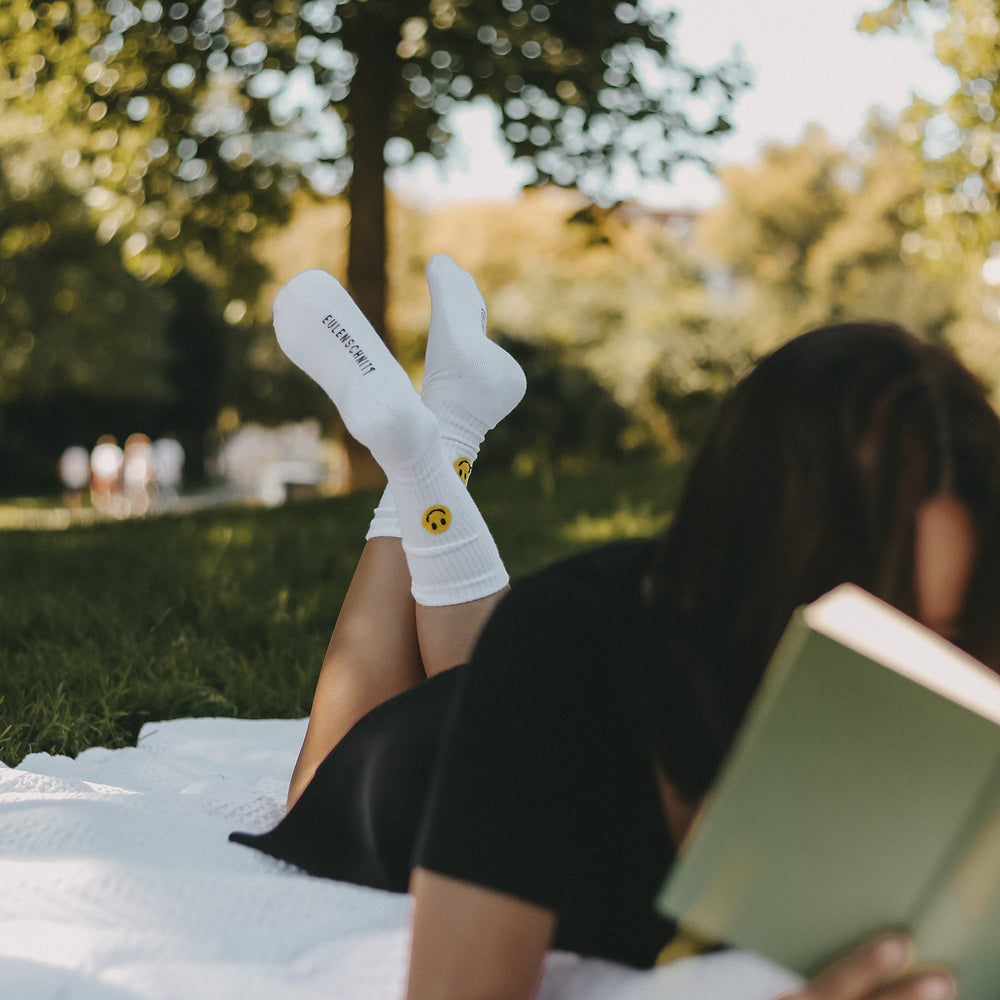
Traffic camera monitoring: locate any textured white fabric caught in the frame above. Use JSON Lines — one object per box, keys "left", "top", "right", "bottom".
{"left": 274, "top": 269, "right": 441, "bottom": 473}
{"left": 421, "top": 252, "right": 527, "bottom": 470}
{"left": 0, "top": 717, "right": 800, "bottom": 999}
{"left": 365, "top": 486, "right": 403, "bottom": 541}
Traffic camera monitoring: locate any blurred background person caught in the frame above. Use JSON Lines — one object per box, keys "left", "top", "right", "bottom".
{"left": 151, "top": 436, "right": 185, "bottom": 510}
{"left": 123, "top": 433, "right": 153, "bottom": 516}
{"left": 90, "top": 435, "right": 124, "bottom": 516}
{"left": 58, "top": 445, "right": 90, "bottom": 507}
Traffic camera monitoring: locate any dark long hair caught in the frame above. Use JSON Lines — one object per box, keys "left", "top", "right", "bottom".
{"left": 642, "top": 323, "right": 1000, "bottom": 799}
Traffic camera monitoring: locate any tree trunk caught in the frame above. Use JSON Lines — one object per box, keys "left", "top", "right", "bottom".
{"left": 342, "top": 37, "right": 396, "bottom": 489}
{"left": 347, "top": 39, "right": 393, "bottom": 348}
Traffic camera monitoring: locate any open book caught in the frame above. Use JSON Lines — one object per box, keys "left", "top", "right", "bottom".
{"left": 657, "top": 584, "right": 1000, "bottom": 999}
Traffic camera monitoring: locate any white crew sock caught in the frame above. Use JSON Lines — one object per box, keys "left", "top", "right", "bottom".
{"left": 273, "top": 269, "right": 436, "bottom": 472}
{"left": 366, "top": 491, "right": 402, "bottom": 540}
{"left": 390, "top": 437, "right": 509, "bottom": 605}
{"left": 422, "top": 252, "right": 527, "bottom": 472}
{"left": 274, "top": 268, "right": 509, "bottom": 605}
{"left": 366, "top": 253, "right": 526, "bottom": 541}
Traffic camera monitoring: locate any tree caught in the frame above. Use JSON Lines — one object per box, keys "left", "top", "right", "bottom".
{"left": 0, "top": 150, "right": 177, "bottom": 493}
{"left": 0, "top": 0, "right": 298, "bottom": 485}
{"left": 0, "top": 148, "right": 173, "bottom": 409}
{"left": 850, "top": 1, "right": 1000, "bottom": 391}
{"left": 249, "top": 184, "right": 744, "bottom": 468}
{"left": 375, "top": 186, "right": 744, "bottom": 461}
{"left": 1, "top": 0, "right": 747, "bottom": 343}
{"left": 859, "top": 0, "right": 1000, "bottom": 268}
{"left": 695, "top": 123, "right": 958, "bottom": 356}
{"left": 311, "top": 0, "right": 748, "bottom": 342}
{"left": 0, "top": 0, "right": 297, "bottom": 299}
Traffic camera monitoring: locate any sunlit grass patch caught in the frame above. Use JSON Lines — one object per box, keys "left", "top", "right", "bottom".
{"left": 561, "top": 504, "right": 669, "bottom": 545}
{"left": 1, "top": 457, "right": 684, "bottom": 766}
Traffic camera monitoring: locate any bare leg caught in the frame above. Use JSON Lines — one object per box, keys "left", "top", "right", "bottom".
{"left": 417, "top": 591, "right": 506, "bottom": 677}
{"left": 287, "top": 538, "right": 422, "bottom": 809}
{"left": 287, "top": 537, "right": 508, "bottom": 809}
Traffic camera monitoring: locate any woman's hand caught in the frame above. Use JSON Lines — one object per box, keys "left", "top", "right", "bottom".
{"left": 783, "top": 935, "right": 955, "bottom": 1000}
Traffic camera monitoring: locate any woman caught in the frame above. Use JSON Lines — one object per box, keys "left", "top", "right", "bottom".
{"left": 232, "top": 255, "right": 1000, "bottom": 1000}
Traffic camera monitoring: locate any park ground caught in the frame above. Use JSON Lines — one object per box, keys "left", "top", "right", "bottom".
{"left": 0, "top": 456, "right": 683, "bottom": 767}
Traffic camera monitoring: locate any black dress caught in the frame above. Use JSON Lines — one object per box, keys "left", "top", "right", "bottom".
{"left": 231, "top": 539, "right": 681, "bottom": 968}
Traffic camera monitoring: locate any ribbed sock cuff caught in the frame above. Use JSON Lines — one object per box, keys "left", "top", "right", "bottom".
{"left": 365, "top": 486, "right": 401, "bottom": 540}
{"left": 403, "top": 534, "right": 510, "bottom": 606}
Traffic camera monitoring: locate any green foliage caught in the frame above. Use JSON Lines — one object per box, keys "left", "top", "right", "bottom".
{"left": 0, "top": 124, "right": 176, "bottom": 409}
{"left": 696, "top": 123, "right": 958, "bottom": 357}
{"left": 295, "top": 0, "right": 748, "bottom": 339}
{"left": 0, "top": 455, "right": 683, "bottom": 765}
{"left": 316, "top": 0, "right": 749, "bottom": 189}
{"left": 0, "top": 0, "right": 292, "bottom": 293}
{"left": 0, "top": 0, "right": 750, "bottom": 486}
{"left": 384, "top": 189, "right": 748, "bottom": 459}
{"left": 860, "top": 0, "right": 1000, "bottom": 268}
{"left": 0, "top": 257, "right": 228, "bottom": 495}
{"left": 0, "top": 162, "right": 174, "bottom": 407}
{"left": 0, "top": 0, "right": 748, "bottom": 345}
{"left": 0, "top": 0, "right": 747, "bottom": 218}
{"left": 0, "top": 0, "right": 287, "bottom": 461}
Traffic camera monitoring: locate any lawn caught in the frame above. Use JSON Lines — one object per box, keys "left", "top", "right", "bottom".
{"left": 0, "top": 457, "right": 685, "bottom": 766}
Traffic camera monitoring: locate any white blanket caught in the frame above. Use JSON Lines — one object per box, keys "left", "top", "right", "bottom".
{"left": 0, "top": 717, "right": 799, "bottom": 999}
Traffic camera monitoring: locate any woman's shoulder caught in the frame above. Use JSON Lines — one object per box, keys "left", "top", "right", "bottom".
{"left": 482, "top": 538, "right": 660, "bottom": 651}
{"left": 512, "top": 537, "right": 659, "bottom": 598}
{"left": 467, "top": 537, "right": 662, "bottom": 699}
{"left": 463, "top": 538, "right": 662, "bottom": 676}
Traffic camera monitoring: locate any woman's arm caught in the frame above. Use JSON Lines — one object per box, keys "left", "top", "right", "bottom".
{"left": 406, "top": 884, "right": 956, "bottom": 1000}
{"left": 406, "top": 868, "right": 556, "bottom": 1000}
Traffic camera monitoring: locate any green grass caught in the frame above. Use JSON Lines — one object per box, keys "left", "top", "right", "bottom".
{"left": 0, "top": 457, "right": 685, "bottom": 766}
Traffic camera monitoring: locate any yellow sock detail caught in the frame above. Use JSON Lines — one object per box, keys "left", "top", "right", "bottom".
{"left": 422, "top": 506, "right": 451, "bottom": 533}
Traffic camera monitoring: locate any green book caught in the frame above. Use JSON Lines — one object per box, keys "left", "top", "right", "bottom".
{"left": 657, "top": 583, "right": 1000, "bottom": 998}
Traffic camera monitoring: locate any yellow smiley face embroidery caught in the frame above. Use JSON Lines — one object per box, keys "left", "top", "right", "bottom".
{"left": 454, "top": 457, "right": 472, "bottom": 484}
{"left": 422, "top": 506, "right": 451, "bottom": 532}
